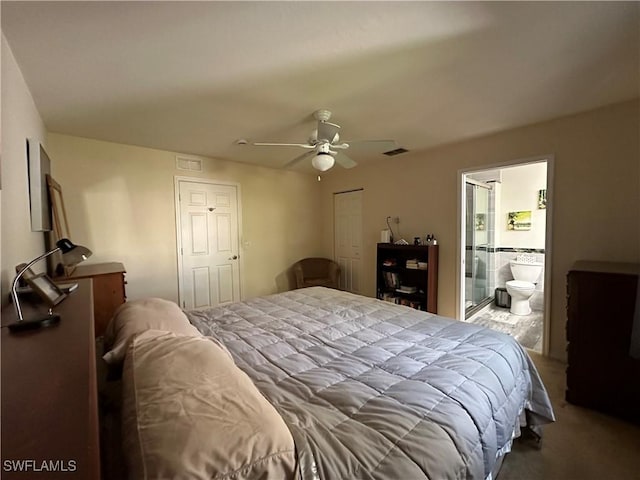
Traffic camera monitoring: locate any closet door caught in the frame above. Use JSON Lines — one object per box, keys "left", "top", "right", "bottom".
{"left": 334, "top": 190, "right": 363, "bottom": 294}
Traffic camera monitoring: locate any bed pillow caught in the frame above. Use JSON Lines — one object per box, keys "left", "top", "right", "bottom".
{"left": 122, "top": 332, "right": 297, "bottom": 480}
{"left": 102, "top": 297, "right": 202, "bottom": 365}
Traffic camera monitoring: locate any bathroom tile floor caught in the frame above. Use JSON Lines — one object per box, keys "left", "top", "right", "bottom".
{"left": 464, "top": 291, "right": 543, "bottom": 352}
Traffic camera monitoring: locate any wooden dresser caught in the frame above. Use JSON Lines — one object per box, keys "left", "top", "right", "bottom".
{"left": 1, "top": 279, "right": 101, "bottom": 479}
{"left": 63, "top": 262, "right": 126, "bottom": 337}
{"left": 566, "top": 261, "right": 640, "bottom": 424}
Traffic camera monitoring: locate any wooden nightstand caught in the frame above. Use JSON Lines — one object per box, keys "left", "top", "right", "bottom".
{"left": 63, "top": 262, "right": 127, "bottom": 337}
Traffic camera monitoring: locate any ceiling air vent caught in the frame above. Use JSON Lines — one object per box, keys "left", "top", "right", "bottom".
{"left": 176, "top": 155, "right": 203, "bottom": 172}
{"left": 383, "top": 147, "right": 409, "bottom": 156}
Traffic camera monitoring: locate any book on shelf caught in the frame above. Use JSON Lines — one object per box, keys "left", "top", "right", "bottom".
{"left": 405, "top": 258, "right": 419, "bottom": 269}
{"left": 396, "top": 285, "right": 417, "bottom": 294}
{"left": 398, "top": 298, "right": 422, "bottom": 310}
{"left": 381, "top": 292, "right": 398, "bottom": 303}
{"left": 384, "top": 271, "right": 400, "bottom": 289}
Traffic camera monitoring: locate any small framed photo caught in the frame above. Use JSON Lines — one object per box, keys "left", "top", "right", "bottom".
{"left": 538, "top": 189, "right": 547, "bottom": 209}
{"left": 15, "top": 263, "right": 36, "bottom": 280}
{"left": 24, "top": 272, "right": 67, "bottom": 307}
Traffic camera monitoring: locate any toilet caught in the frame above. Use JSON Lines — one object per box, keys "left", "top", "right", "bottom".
{"left": 505, "top": 258, "right": 543, "bottom": 315}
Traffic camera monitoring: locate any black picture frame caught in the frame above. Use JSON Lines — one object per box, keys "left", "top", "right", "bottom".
{"left": 27, "top": 139, "right": 53, "bottom": 232}
{"left": 24, "top": 272, "right": 67, "bottom": 307}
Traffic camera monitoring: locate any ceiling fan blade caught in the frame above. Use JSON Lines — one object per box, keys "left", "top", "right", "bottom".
{"left": 283, "top": 150, "right": 315, "bottom": 168}
{"left": 335, "top": 151, "right": 357, "bottom": 169}
{"left": 253, "top": 142, "right": 314, "bottom": 149}
{"left": 317, "top": 121, "right": 340, "bottom": 143}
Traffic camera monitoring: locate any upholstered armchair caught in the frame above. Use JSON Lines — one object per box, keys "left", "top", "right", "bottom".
{"left": 292, "top": 258, "right": 341, "bottom": 290}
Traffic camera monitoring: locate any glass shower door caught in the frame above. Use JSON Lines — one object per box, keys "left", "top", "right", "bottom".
{"left": 465, "top": 181, "right": 491, "bottom": 318}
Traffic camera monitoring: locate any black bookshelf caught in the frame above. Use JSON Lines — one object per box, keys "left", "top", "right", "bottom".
{"left": 376, "top": 243, "right": 439, "bottom": 313}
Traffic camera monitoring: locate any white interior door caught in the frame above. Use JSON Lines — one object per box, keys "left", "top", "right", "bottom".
{"left": 334, "top": 190, "right": 363, "bottom": 294}
{"left": 177, "top": 179, "right": 241, "bottom": 309}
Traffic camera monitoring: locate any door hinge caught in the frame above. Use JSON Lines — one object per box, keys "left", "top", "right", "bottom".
{"left": 182, "top": 301, "right": 185, "bottom": 308}
{"left": 181, "top": 248, "right": 183, "bottom": 255}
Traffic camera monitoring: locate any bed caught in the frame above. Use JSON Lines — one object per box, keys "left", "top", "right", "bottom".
{"left": 105, "top": 287, "right": 555, "bottom": 480}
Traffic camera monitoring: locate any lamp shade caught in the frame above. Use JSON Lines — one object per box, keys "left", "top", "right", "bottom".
{"left": 311, "top": 153, "right": 335, "bottom": 172}
{"left": 57, "top": 238, "right": 92, "bottom": 266}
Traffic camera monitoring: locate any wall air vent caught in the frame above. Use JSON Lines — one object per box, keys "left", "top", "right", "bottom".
{"left": 176, "top": 155, "right": 203, "bottom": 172}
{"left": 383, "top": 148, "right": 409, "bottom": 156}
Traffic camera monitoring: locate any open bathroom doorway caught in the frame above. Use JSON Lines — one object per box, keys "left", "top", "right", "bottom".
{"left": 457, "top": 157, "right": 553, "bottom": 355}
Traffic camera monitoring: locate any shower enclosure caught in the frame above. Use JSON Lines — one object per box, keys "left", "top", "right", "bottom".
{"left": 464, "top": 179, "right": 493, "bottom": 318}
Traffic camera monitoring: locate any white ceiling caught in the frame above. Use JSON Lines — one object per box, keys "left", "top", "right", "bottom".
{"left": 2, "top": 1, "right": 638, "bottom": 173}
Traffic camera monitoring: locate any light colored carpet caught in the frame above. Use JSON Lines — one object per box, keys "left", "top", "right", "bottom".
{"left": 498, "top": 351, "right": 640, "bottom": 479}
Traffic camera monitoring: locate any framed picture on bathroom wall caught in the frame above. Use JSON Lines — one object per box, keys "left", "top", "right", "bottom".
{"left": 507, "top": 211, "right": 531, "bottom": 231}
{"left": 537, "top": 189, "right": 547, "bottom": 209}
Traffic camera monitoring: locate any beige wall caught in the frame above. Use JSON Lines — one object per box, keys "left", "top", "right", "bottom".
{"left": 46, "top": 134, "right": 323, "bottom": 303}
{"left": 0, "top": 35, "right": 49, "bottom": 303}
{"left": 319, "top": 100, "right": 640, "bottom": 361}
{"left": 3, "top": 30, "right": 637, "bottom": 363}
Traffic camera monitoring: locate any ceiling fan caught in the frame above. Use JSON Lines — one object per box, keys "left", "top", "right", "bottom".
{"left": 252, "top": 109, "right": 397, "bottom": 172}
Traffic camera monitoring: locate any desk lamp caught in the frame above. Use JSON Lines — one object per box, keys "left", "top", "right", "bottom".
{"left": 9, "top": 238, "right": 92, "bottom": 332}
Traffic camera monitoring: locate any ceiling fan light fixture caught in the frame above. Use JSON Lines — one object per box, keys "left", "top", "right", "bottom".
{"left": 250, "top": 109, "right": 396, "bottom": 171}
{"left": 311, "top": 153, "right": 335, "bottom": 172}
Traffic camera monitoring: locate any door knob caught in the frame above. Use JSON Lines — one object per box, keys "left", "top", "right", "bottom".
{"left": 229, "top": 255, "right": 238, "bottom": 260}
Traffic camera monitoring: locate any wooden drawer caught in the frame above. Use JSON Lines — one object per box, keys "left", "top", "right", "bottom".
{"left": 63, "top": 262, "right": 127, "bottom": 337}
